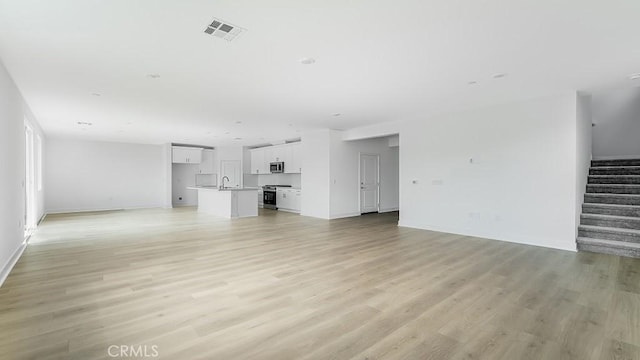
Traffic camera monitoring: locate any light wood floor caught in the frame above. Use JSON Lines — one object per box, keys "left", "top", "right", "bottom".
{"left": 1, "top": 208, "right": 640, "bottom": 359}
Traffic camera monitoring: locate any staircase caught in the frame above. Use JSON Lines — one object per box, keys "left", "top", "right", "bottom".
{"left": 577, "top": 158, "right": 640, "bottom": 258}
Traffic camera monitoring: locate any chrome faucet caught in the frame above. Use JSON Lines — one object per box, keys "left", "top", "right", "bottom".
{"left": 221, "top": 176, "right": 230, "bottom": 189}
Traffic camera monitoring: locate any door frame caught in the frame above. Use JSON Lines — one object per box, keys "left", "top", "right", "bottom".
{"left": 24, "top": 121, "right": 37, "bottom": 237}
{"left": 358, "top": 152, "right": 380, "bottom": 214}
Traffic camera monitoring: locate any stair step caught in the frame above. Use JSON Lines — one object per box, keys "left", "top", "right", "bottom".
{"left": 576, "top": 237, "right": 640, "bottom": 258}
{"left": 586, "top": 184, "right": 640, "bottom": 194}
{"left": 578, "top": 225, "right": 640, "bottom": 244}
{"left": 581, "top": 213, "right": 640, "bottom": 230}
{"left": 590, "top": 166, "right": 640, "bottom": 175}
{"left": 584, "top": 193, "right": 640, "bottom": 206}
{"left": 582, "top": 203, "right": 640, "bottom": 217}
{"left": 588, "top": 175, "right": 640, "bottom": 185}
{"left": 591, "top": 159, "right": 640, "bottom": 167}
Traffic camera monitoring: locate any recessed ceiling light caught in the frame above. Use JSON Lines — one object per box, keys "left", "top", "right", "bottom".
{"left": 235, "top": 121, "right": 242, "bottom": 124}
{"left": 332, "top": 113, "right": 341, "bottom": 117}
{"left": 77, "top": 121, "right": 92, "bottom": 126}
{"left": 234, "top": 137, "right": 242, "bottom": 140}
{"left": 630, "top": 73, "right": 640, "bottom": 80}
{"left": 91, "top": 93, "right": 101, "bottom": 97}
{"left": 492, "top": 73, "right": 508, "bottom": 79}
{"left": 300, "top": 57, "right": 316, "bottom": 65}
{"left": 288, "top": 123, "right": 293, "bottom": 127}
{"left": 468, "top": 81, "right": 478, "bottom": 85}
{"left": 147, "top": 74, "right": 161, "bottom": 79}
{"left": 224, "top": 131, "right": 230, "bottom": 134}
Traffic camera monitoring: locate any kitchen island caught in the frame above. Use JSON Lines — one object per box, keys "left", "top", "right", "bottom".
{"left": 187, "top": 186, "right": 258, "bottom": 219}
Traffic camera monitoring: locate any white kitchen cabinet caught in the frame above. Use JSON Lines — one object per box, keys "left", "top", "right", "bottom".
{"left": 250, "top": 148, "right": 265, "bottom": 174}
{"left": 286, "top": 143, "right": 302, "bottom": 174}
{"left": 276, "top": 188, "right": 286, "bottom": 208}
{"left": 277, "top": 188, "right": 300, "bottom": 213}
{"left": 263, "top": 147, "right": 274, "bottom": 164}
{"left": 249, "top": 142, "right": 302, "bottom": 175}
{"left": 258, "top": 189, "right": 264, "bottom": 208}
{"left": 281, "top": 144, "right": 293, "bottom": 172}
{"left": 272, "top": 146, "right": 285, "bottom": 162}
{"left": 198, "top": 149, "right": 216, "bottom": 174}
{"left": 172, "top": 146, "right": 202, "bottom": 164}
{"left": 293, "top": 189, "right": 301, "bottom": 212}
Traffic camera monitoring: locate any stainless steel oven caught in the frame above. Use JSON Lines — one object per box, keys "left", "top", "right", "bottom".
{"left": 262, "top": 185, "right": 292, "bottom": 210}
{"left": 263, "top": 186, "right": 277, "bottom": 209}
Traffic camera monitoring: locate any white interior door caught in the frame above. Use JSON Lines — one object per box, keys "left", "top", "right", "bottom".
{"left": 220, "top": 160, "right": 241, "bottom": 188}
{"left": 360, "top": 154, "right": 379, "bottom": 214}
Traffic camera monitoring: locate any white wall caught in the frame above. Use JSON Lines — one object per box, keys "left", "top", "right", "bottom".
{"left": 592, "top": 86, "right": 640, "bottom": 159}
{"left": 45, "top": 138, "right": 165, "bottom": 213}
{"left": 172, "top": 164, "right": 199, "bottom": 207}
{"left": 300, "top": 130, "right": 399, "bottom": 220}
{"left": 329, "top": 132, "right": 400, "bottom": 218}
{"left": 301, "top": 130, "right": 331, "bottom": 219}
{"left": 0, "top": 60, "right": 45, "bottom": 285}
{"left": 576, "top": 93, "right": 593, "bottom": 236}
{"left": 399, "top": 93, "right": 580, "bottom": 251}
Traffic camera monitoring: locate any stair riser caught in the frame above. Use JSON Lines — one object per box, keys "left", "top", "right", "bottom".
{"left": 586, "top": 186, "right": 640, "bottom": 195}
{"left": 581, "top": 217, "right": 640, "bottom": 230}
{"left": 578, "top": 229, "right": 640, "bottom": 244}
{"left": 584, "top": 195, "right": 640, "bottom": 206}
{"left": 592, "top": 159, "right": 640, "bottom": 167}
{"left": 590, "top": 168, "right": 640, "bottom": 175}
{"left": 577, "top": 243, "right": 640, "bottom": 258}
{"left": 582, "top": 205, "right": 640, "bottom": 217}
{"left": 588, "top": 177, "right": 640, "bottom": 185}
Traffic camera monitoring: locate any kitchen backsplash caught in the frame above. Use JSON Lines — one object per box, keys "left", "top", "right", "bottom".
{"left": 244, "top": 173, "right": 301, "bottom": 188}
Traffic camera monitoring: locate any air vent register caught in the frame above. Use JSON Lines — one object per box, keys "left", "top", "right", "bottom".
{"left": 204, "top": 17, "right": 246, "bottom": 41}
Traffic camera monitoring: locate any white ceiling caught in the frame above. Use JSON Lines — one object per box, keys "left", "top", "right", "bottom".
{"left": 1, "top": 0, "right": 639, "bottom": 146}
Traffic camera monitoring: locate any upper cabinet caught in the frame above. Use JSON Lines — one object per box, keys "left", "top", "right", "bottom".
{"left": 250, "top": 148, "right": 266, "bottom": 174}
{"left": 172, "top": 146, "right": 203, "bottom": 164}
{"left": 249, "top": 142, "right": 302, "bottom": 174}
{"left": 286, "top": 143, "right": 302, "bottom": 174}
{"left": 198, "top": 149, "right": 217, "bottom": 174}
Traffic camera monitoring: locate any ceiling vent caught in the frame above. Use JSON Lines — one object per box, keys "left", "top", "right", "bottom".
{"left": 204, "top": 17, "right": 246, "bottom": 41}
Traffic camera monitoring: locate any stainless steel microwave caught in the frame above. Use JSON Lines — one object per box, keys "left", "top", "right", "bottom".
{"left": 270, "top": 162, "right": 284, "bottom": 173}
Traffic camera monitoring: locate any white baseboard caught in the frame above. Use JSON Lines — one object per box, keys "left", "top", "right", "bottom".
{"left": 277, "top": 208, "right": 300, "bottom": 214}
{"left": 0, "top": 242, "right": 27, "bottom": 288}
{"left": 329, "top": 212, "right": 361, "bottom": 219}
{"left": 45, "top": 205, "right": 165, "bottom": 214}
{"left": 397, "top": 221, "right": 577, "bottom": 253}
{"left": 379, "top": 207, "right": 399, "bottom": 213}
{"left": 592, "top": 154, "right": 640, "bottom": 160}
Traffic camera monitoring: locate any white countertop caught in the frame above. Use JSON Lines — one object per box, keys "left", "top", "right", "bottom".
{"left": 187, "top": 186, "right": 259, "bottom": 192}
